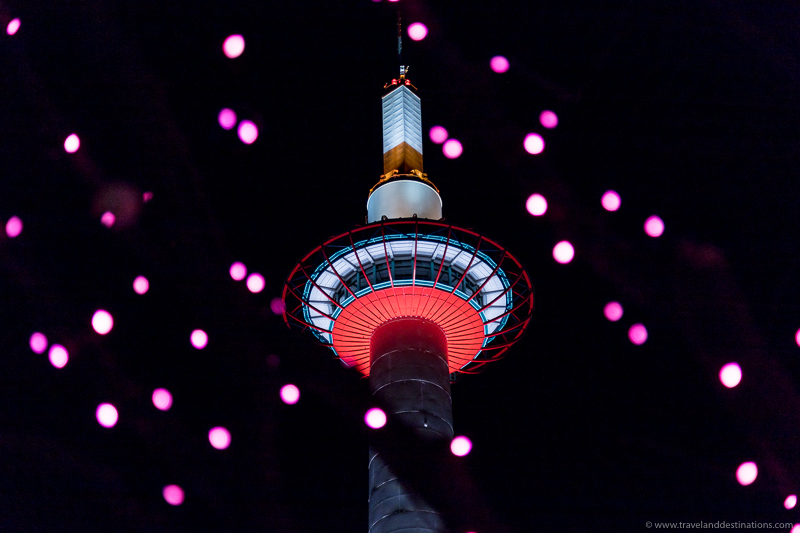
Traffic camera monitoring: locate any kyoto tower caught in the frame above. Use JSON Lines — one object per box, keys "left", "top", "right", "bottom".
{"left": 282, "top": 28, "right": 534, "bottom": 533}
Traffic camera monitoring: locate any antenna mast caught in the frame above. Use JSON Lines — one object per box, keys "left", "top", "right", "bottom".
{"left": 397, "top": 8, "right": 404, "bottom": 77}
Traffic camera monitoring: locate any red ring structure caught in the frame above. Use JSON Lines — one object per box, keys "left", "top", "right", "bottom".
{"left": 283, "top": 219, "right": 534, "bottom": 378}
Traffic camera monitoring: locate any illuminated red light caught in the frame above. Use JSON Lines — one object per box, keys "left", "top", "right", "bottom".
{"left": 644, "top": 215, "right": 664, "bottom": 237}
{"left": 100, "top": 211, "right": 115, "bottom": 228}
{"left": 450, "top": 436, "right": 472, "bottom": 456}
{"left": 217, "top": 108, "right": 237, "bottom": 130}
{"left": 719, "top": 362, "right": 742, "bottom": 388}
{"left": 222, "top": 34, "right": 245, "bottom": 58}
{"left": 525, "top": 193, "right": 547, "bottom": 216}
{"left": 601, "top": 190, "right": 621, "bottom": 212}
{"left": 280, "top": 384, "right": 300, "bottom": 405}
{"left": 785, "top": 495, "right": 797, "bottom": 510}
{"left": 246, "top": 273, "right": 265, "bottom": 293}
{"left": 603, "top": 302, "right": 623, "bottom": 322}
{"left": 230, "top": 262, "right": 247, "bottom": 281}
{"left": 237, "top": 120, "right": 258, "bottom": 144}
{"left": 5, "top": 216, "right": 22, "bottom": 238}
{"left": 523, "top": 133, "right": 544, "bottom": 155}
{"left": 736, "top": 461, "right": 757, "bottom": 485}
{"left": 64, "top": 133, "right": 80, "bottom": 153}
{"left": 96, "top": 403, "right": 119, "bottom": 428}
{"left": 539, "top": 110, "right": 558, "bottom": 129}
{"left": 190, "top": 329, "right": 208, "bottom": 349}
{"left": 552, "top": 241, "right": 574, "bottom": 264}
{"left": 152, "top": 388, "right": 173, "bottom": 411}
{"left": 628, "top": 323, "right": 648, "bottom": 345}
{"left": 407, "top": 22, "right": 428, "bottom": 41}
{"left": 162, "top": 485, "right": 184, "bottom": 506}
{"left": 91, "top": 310, "right": 114, "bottom": 335}
{"left": 429, "top": 126, "right": 448, "bottom": 144}
{"left": 48, "top": 344, "right": 69, "bottom": 368}
{"left": 208, "top": 427, "right": 231, "bottom": 450}
{"left": 442, "top": 139, "right": 462, "bottom": 159}
{"left": 490, "top": 56, "right": 509, "bottom": 73}
{"left": 365, "top": 408, "right": 386, "bottom": 429}
{"left": 133, "top": 276, "right": 149, "bottom": 295}
{"left": 6, "top": 18, "right": 20, "bottom": 36}
{"left": 29, "top": 332, "right": 48, "bottom": 354}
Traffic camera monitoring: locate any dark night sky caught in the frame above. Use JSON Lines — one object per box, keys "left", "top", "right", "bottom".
{"left": 1, "top": 1, "right": 800, "bottom": 531}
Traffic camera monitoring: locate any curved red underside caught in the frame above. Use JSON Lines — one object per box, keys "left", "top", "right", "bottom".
{"left": 331, "top": 286, "right": 486, "bottom": 376}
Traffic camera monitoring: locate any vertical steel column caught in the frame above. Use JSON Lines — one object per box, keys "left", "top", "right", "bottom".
{"left": 368, "top": 318, "right": 452, "bottom": 533}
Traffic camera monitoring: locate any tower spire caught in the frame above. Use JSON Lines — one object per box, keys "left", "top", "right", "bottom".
{"left": 397, "top": 8, "right": 404, "bottom": 77}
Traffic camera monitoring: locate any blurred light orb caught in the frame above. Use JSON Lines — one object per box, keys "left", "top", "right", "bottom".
{"left": 96, "top": 403, "right": 118, "bottom": 428}
{"left": 539, "top": 110, "right": 558, "bottom": 129}
{"left": 552, "top": 241, "right": 574, "bottom": 264}
{"left": 229, "top": 262, "right": 247, "bottom": 281}
{"left": 246, "top": 273, "right": 265, "bottom": 293}
{"left": 280, "top": 384, "right": 300, "bottom": 405}
{"left": 100, "top": 211, "right": 115, "bottom": 228}
{"left": 142, "top": 191, "right": 153, "bottom": 203}
{"left": 525, "top": 193, "right": 547, "bottom": 216}
{"left": 222, "top": 34, "right": 245, "bottom": 58}
{"left": 792, "top": 525, "right": 800, "bottom": 533}
{"left": 30, "top": 332, "right": 48, "bottom": 354}
{"left": 5, "top": 216, "right": 22, "bottom": 238}
{"left": 365, "top": 407, "right": 387, "bottom": 429}
{"left": 91, "top": 310, "right": 114, "bottom": 335}
{"left": 190, "top": 329, "right": 208, "bottom": 349}
{"left": 217, "top": 108, "right": 237, "bottom": 130}
{"left": 208, "top": 427, "right": 231, "bottom": 450}
{"left": 451, "top": 436, "right": 472, "bottom": 457}
{"left": 644, "top": 215, "right": 665, "bottom": 237}
{"left": 133, "top": 276, "right": 149, "bottom": 295}
{"left": 523, "top": 133, "right": 545, "bottom": 155}
{"left": 719, "top": 362, "right": 742, "bottom": 388}
{"left": 6, "top": 18, "right": 20, "bottom": 35}
{"left": 736, "top": 461, "right": 758, "bottom": 486}
{"left": 601, "top": 190, "right": 621, "bottom": 212}
{"left": 237, "top": 120, "right": 258, "bottom": 144}
{"left": 628, "top": 323, "right": 648, "bottom": 345}
{"left": 270, "top": 297, "right": 285, "bottom": 315}
{"left": 48, "top": 344, "right": 69, "bottom": 368}
{"left": 162, "top": 485, "right": 184, "bottom": 506}
{"left": 152, "top": 388, "right": 173, "bottom": 411}
{"left": 490, "top": 55, "right": 509, "bottom": 73}
{"left": 604, "top": 301, "right": 624, "bottom": 322}
{"left": 64, "top": 133, "right": 80, "bottom": 153}
{"left": 795, "top": 328, "right": 800, "bottom": 347}
{"left": 442, "top": 139, "right": 463, "bottom": 159}
{"left": 429, "top": 126, "right": 448, "bottom": 144}
{"left": 785, "top": 495, "right": 797, "bottom": 510}
{"left": 407, "top": 22, "right": 428, "bottom": 41}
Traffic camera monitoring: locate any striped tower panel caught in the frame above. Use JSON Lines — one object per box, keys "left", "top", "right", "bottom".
{"left": 382, "top": 85, "right": 423, "bottom": 175}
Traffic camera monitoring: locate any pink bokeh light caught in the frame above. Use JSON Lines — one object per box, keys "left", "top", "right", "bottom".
{"left": 218, "top": 108, "right": 237, "bottom": 130}
{"left": 96, "top": 403, "right": 119, "bottom": 428}
{"left": 736, "top": 461, "right": 757, "bottom": 486}
{"left": 280, "top": 384, "right": 300, "bottom": 405}
{"left": 48, "top": 344, "right": 68, "bottom": 368}
{"left": 237, "top": 120, "right": 258, "bottom": 144}
{"left": 5, "top": 216, "right": 22, "bottom": 238}
{"left": 539, "top": 110, "right": 558, "bottom": 129}
{"left": 30, "top": 332, "right": 48, "bottom": 354}
{"left": 785, "top": 495, "right": 797, "bottom": 510}
{"left": 133, "top": 276, "right": 149, "bottom": 295}
{"left": 162, "top": 485, "right": 184, "bottom": 506}
{"left": 222, "top": 34, "right": 245, "bottom": 58}
{"left": 525, "top": 193, "right": 547, "bottom": 216}
{"left": 601, "top": 190, "right": 621, "bottom": 212}
{"left": 523, "top": 133, "right": 545, "bottom": 155}
{"left": 143, "top": 191, "right": 153, "bottom": 203}
{"left": 407, "top": 22, "right": 428, "bottom": 41}
{"left": 552, "top": 241, "right": 574, "bottom": 264}
{"left": 442, "top": 139, "right": 463, "bottom": 159}
{"left": 365, "top": 407, "right": 387, "bottom": 429}
{"left": 100, "top": 211, "right": 116, "bottom": 228}
{"left": 270, "top": 297, "right": 285, "bottom": 315}
{"left": 792, "top": 525, "right": 800, "bottom": 533}
{"left": 208, "top": 427, "right": 231, "bottom": 450}
{"left": 229, "top": 262, "right": 247, "bottom": 281}
{"left": 490, "top": 55, "right": 509, "bottom": 73}
{"left": 246, "top": 273, "right": 265, "bottom": 293}
{"left": 644, "top": 215, "right": 664, "bottom": 238}
{"left": 152, "top": 388, "right": 173, "bottom": 411}
{"left": 91, "top": 310, "right": 114, "bottom": 335}
{"left": 190, "top": 329, "right": 208, "bottom": 349}
{"left": 604, "top": 302, "right": 624, "bottom": 322}
{"left": 795, "top": 328, "right": 800, "bottom": 347}
{"left": 450, "top": 436, "right": 472, "bottom": 457}
{"left": 429, "top": 126, "right": 448, "bottom": 144}
{"left": 64, "top": 133, "right": 80, "bottom": 153}
{"left": 6, "top": 18, "right": 20, "bottom": 36}
{"left": 628, "top": 323, "right": 648, "bottom": 345}
{"left": 719, "top": 362, "right": 742, "bottom": 388}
